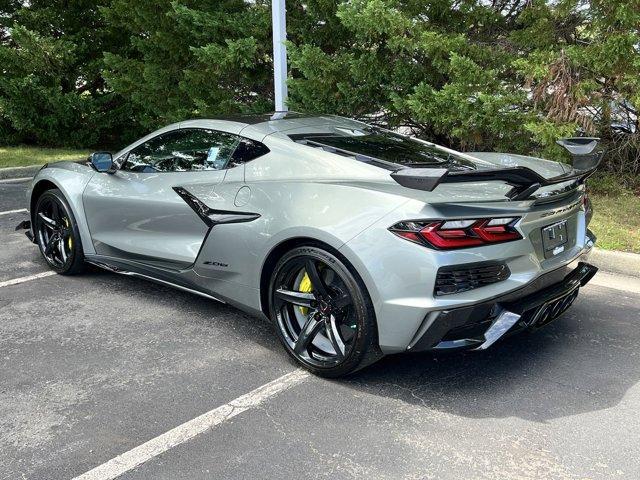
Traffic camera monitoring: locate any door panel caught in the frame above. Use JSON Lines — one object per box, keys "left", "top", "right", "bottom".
{"left": 83, "top": 170, "right": 225, "bottom": 269}
{"left": 82, "top": 126, "right": 268, "bottom": 271}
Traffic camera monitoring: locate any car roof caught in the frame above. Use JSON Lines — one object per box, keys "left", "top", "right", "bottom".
{"left": 184, "top": 112, "right": 369, "bottom": 140}
{"left": 114, "top": 113, "right": 370, "bottom": 158}
{"left": 217, "top": 111, "right": 315, "bottom": 125}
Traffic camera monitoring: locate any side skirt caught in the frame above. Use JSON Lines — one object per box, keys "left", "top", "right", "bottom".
{"left": 85, "top": 255, "right": 225, "bottom": 304}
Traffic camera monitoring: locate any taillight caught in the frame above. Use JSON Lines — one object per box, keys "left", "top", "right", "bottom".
{"left": 389, "top": 218, "right": 522, "bottom": 250}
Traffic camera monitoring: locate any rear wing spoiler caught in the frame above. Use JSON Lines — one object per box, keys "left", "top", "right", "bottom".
{"left": 392, "top": 137, "right": 603, "bottom": 200}
{"left": 391, "top": 163, "right": 600, "bottom": 200}
{"left": 296, "top": 136, "right": 602, "bottom": 201}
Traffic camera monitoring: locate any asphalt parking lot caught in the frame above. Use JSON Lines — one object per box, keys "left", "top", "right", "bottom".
{"left": 2, "top": 179, "right": 640, "bottom": 480}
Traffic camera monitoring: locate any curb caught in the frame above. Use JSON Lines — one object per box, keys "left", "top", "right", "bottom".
{"left": 0, "top": 158, "right": 87, "bottom": 180}
{"left": 589, "top": 248, "right": 640, "bottom": 279}
{"left": 0, "top": 164, "right": 43, "bottom": 180}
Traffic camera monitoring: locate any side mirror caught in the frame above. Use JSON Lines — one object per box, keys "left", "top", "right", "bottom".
{"left": 89, "top": 152, "right": 115, "bottom": 173}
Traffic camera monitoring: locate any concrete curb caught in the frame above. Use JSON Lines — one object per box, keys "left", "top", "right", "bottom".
{"left": 0, "top": 158, "right": 87, "bottom": 180}
{"left": 0, "top": 164, "right": 42, "bottom": 180}
{"left": 590, "top": 248, "right": 640, "bottom": 279}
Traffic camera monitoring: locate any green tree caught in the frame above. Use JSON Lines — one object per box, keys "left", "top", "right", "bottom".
{"left": 1, "top": 0, "right": 638, "bottom": 177}
{"left": 0, "top": 0, "right": 137, "bottom": 147}
{"left": 287, "top": 0, "right": 536, "bottom": 152}
{"left": 287, "top": 0, "right": 640, "bottom": 171}
{"left": 513, "top": 0, "right": 640, "bottom": 170}
{"left": 100, "top": 0, "right": 274, "bottom": 130}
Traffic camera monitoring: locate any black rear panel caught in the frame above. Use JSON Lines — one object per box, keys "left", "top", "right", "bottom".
{"left": 435, "top": 262, "right": 510, "bottom": 296}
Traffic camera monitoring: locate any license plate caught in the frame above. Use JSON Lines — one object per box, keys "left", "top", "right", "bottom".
{"left": 542, "top": 220, "right": 568, "bottom": 258}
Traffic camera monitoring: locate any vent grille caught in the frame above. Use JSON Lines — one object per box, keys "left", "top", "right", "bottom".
{"left": 435, "top": 262, "right": 510, "bottom": 296}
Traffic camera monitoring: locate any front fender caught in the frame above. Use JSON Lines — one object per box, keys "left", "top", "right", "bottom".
{"left": 29, "top": 162, "right": 96, "bottom": 255}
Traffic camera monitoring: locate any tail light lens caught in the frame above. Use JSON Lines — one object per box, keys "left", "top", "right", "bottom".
{"left": 390, "top": 217, "right": 522, "bottom": 250}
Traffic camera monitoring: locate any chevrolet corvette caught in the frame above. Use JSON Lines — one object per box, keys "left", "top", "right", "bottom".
{"left": 17, "top": 113, "right": 600, "bottom": 377}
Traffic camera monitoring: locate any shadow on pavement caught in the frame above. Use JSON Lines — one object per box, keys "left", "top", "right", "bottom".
{"left": 101, "top": 267, "right": 639, "bottom": 424}
{"left": 340, "top": 288, "right": 639, "bottom": 422}
{"left": 10, "top": 258, "right": 639, "bottom": 426}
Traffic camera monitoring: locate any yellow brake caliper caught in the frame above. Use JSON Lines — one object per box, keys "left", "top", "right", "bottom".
{"left": 64, "top": 218, "right": 72, "bottom": 250}
{"left": 298, "top": 271, "right": 313, "bottom": 315}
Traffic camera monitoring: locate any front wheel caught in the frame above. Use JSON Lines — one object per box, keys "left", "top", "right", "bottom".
{"left": 34, "top": 189, "right": 86, "bottom": 275}
{"left": 269, "top": 246, "right": 381, "bottom": 377}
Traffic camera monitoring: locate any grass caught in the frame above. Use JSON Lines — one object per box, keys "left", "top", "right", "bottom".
{"left": 0, "top": 146, "right": 91, "bottom": 169}
{"left": 589, "top": 192, "right": 640, "bottom": 254}
{"left": 587, "top": 173, "right": 640, "bottom": 254}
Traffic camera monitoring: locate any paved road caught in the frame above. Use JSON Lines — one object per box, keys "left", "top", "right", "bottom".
{"left": 1, "top": 180, "right": 639, "bottom": 479}
{"left": 0, "top": 178, "right": 29, "bottom": 212}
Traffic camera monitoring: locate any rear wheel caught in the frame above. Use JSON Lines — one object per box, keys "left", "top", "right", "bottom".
{"left": 269, "top": 246, "right": 381, "bottom": 377}
{"left": 34, "top": 189, "right": 85, "bottom": 275}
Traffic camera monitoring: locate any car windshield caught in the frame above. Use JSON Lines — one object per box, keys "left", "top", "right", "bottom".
{"left": 293, "top": 128, "right": 477, "bottom": 171}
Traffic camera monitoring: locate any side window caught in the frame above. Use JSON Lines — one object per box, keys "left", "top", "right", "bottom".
{"left": 122, "top": 129, "right": 240, "bottom": 173}
{"left": 229, "top": 138, "right": 270, "bottom": 168}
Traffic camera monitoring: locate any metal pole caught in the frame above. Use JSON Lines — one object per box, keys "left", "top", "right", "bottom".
{"left": 271, "top": 0, "right": 288, "bottom": 112}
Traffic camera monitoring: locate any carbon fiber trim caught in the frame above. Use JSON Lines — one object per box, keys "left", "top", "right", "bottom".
{"left": 173, "top": 186, "right": 260, "bottom": 227}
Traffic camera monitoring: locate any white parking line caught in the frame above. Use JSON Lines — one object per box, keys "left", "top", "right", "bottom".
{"left": 0, "top": 271, "right": 56, "bottom": 288}
{"left": 72, "top": 369, "right": 309, "bottom": 480}
{"left": 0, "top": 208, "right": 27, "bottom": 216}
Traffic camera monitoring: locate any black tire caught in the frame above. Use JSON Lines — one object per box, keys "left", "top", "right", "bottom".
{"left": 33, "top": 188, "right": 86, "bottom": 275}
{"left": 268, "top": 245, "right": 382, "bottom": 377}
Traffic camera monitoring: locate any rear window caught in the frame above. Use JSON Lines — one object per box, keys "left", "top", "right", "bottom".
{"left": 291, "top": 127, "right": 476, "bottom": 171}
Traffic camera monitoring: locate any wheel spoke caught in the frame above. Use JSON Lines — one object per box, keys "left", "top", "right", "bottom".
{"left": 38, "top": 212, "right": 59, "bottom": 230}
{"left": 59, "top": 238, "right": 67, "bottom": 263}
{"left": 325, "top": 315, "right": 346, "bottom": 359}
{"left": 44, "top": 234, "right": 57, "bottom": 256}
{"left": 50, "top": 201, "right": 61, "bottom": 222}
{"left": 54, "top": 202, "right": 65, "bottom": 223}
{"left": 294, "top": 314, "right": 324, "bottom": 355}
{"left": 275, "top": 288, "right": 315, "bottom": 308}
{"left": 305, "top": 259, "right": 328, "bottom": 297}
{"left": 332, "top": 292, "right": 351, "bottom": 309}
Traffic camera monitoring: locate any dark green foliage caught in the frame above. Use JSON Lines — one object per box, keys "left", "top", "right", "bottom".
{"left": 0, "top": 0, "right": 140, "bottom": 147}
{"left": 100, "top": 0, "right": 274, "bottom": 131}
{"left": 287, "top": 0, "right": 640, "bottom": 171}
{"left": 288, "top": 0, "right": 534, "bottom": 152}
{"left": 1, "top": 0, "right": 638, "bottom": 176}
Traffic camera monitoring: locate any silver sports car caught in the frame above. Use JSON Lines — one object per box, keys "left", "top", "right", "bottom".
{"left": 17, "top": 113, "right": 600, "bottom": 377}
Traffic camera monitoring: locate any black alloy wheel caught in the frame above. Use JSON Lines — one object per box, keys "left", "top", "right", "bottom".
{"left": 269, "top": 246, "right": 380, "bottom": 377}
{"left": 34, "top": 189, "right": 85, "bottom": 274}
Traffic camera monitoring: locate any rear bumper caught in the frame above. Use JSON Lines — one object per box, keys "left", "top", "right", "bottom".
{"left": 408, "top": 261, "right": 598, "bottom": 352}
{"left": 343, "top": 188, "right": 597, "bottom": 353}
